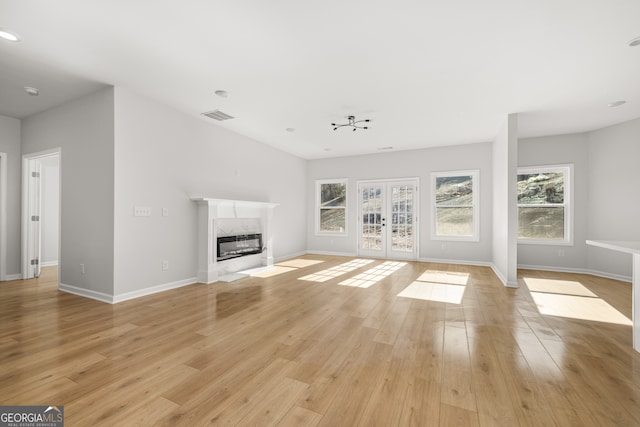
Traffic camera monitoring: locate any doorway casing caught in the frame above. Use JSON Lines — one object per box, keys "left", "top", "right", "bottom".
{"left": 0, "top": 152, "right": 7, "bottom": 281}
{"left": 21, "top": 148, "right": 61, "bottom": 281}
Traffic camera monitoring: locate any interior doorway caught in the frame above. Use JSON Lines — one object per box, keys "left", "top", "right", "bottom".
{"left": 357, "top": 178, "right": 419, "bottom": 260}
{"left": 22, "top": 148, "right": 60, "bottom": 280}
{"left": 0, "top": 152, "right": 7, "bottom": 281}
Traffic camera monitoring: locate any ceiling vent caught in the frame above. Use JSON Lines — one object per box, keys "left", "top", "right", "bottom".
{"left": 201, "top": 109, "right": 234, "bottom": 121}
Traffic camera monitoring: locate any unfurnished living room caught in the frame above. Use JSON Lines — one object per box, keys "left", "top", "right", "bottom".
{"left": 1, "top": 1, "right": 640, "bottom": 426}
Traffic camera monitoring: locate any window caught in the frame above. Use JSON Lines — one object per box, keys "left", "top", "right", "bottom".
{"left": 431, "top": 170, "right": 479, "bottom": 241}
{"left": 316, "top": 179, "right": 347, "bottom": 235}
{"left": 517, "top": 164, "right": 572, "bottom": 244}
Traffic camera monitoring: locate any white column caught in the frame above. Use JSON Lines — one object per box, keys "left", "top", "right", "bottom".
{"left": 634, "top": 253, "right": 640, "bottom": 352}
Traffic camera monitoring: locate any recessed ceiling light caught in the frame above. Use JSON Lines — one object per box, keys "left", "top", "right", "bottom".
{"left": 24, "top": 86, "right": 39, "bottom": 96}
{"left": 628, "top": 36, "right": 640, "bottom": 47}
{"left": 285, "top": 128, "right": 295, "bottom": 133}
{"left": 607, "top": 100, "right": 626, "bottom": 107}
{"left": 214, "top": 90, "right": 228, "bottom": 98}
{"left": 0, "top": 28, "right": 20, "bottom": 42}
{"left": 377, "top": 146, "right": 394, "bottom": 150}
{"left": 324, "top": 148, "right": 332, "bottom": 152}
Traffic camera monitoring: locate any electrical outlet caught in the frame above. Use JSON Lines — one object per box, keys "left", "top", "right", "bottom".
{"left": 162, "top": 207, "right": 168, "bottom": 217}
{"left": 558, "top": 249, "right": 565, "bottom": 257}
{"left": 162, "top": 260, "right": 169, "bottom": 271}
{"left": 80, "top": 264, "right": 85, "bottom": 274}
{"left": 134, "top": 206, "right": 152, "bottom": 217}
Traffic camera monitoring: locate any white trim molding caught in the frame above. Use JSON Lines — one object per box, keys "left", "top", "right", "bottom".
{"left": 60, "top": 277, "right": 199, "bottom": 304}
{"left": 517, "top": 263, "right": 631, "bottom": 283}
{"left": 0, "top": 152, "right": 7, "bottom": 281}
{"left": 59, "top": 282, "right": 113, "bottom": 304}
{"left": 112, "top": 277, "right": 198, "bottom": 303}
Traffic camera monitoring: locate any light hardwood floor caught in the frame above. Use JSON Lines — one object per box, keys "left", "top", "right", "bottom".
{"left": 2, "top": 256, "right": 640, "bottom": 426}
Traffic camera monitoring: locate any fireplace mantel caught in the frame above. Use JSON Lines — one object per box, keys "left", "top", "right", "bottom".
{"left": 192, "top": 197, "right": 278, "bottom": 283}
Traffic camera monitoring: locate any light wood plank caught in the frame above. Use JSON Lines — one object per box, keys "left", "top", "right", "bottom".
{"left": 2, "top": 260, "right": 640, "bottom": 426}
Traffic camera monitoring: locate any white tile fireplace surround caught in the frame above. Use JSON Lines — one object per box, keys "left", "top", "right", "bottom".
{"left": 191, "top": 198, "right": 278, "bottom": 283}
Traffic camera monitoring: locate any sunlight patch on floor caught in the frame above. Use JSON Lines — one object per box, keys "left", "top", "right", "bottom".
{"left": 523, "top": 277, "right": 597, "bottom": 297}
{"left": 397, "top": 270, "right": 470, "bottom": 303}
{"left": 250, "top": 258, "right": 324, "bottom": 278}
{"left": 251, "top": 266, "right": 298, "bottom": 278}
{"left": 298, "top": 259, "right": 374, "bottom": 283}
{"left": 398, "top": 281, "right": 466, "bottom": 304}
{"left": 530, "top": 292, "right": 632, "bottom": 325}
{"left": 338, "top": 261, "right": 407, "bottom": 288}
{"left": 416, "top": 270, "right": 470, "bottom": 286}
{"left": 277, "top": 259, "right": 325, "bottom": 268}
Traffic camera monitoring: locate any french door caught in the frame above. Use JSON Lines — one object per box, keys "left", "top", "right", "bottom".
{"left": 358, "top": 179, "right": 418, "bottom": 260}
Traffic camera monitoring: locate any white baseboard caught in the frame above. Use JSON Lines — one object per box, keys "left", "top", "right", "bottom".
{"left": 59, "top": 282, "right": 113, "bottom": 304}
{"left": 5, "top": 273, "right": 22, "bottom": 281}
{"left": 112, "top": 277, "right": 198, "bottom": 304}
{"left": 517, "top": 264, "right": 632, "bottom": 283}
{"left": 418, "top": 257, "right": 493, "bottom": 267}
{"left": 60, "top": 277, "right": 198, "bottom": 304}
{"left": 306, "top": 250, "right": 359, "bottom": 257}
{"left": 41, "top": 261, "right": 59, "bottom": 267}
{"left": 275, "top": 251, "right": 308, "bottom": 262}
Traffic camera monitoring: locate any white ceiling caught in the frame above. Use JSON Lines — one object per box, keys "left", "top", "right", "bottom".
{"left": 1, "top": 0, "right": 639, "bottom": 159}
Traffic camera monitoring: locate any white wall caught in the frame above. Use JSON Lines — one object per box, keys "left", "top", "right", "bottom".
{"left": 113, "top": 88, "right": 307, "bottom": 297}
{"left": 306, "top": 142, "right": 494, "bottom": 264}
{"left": 492, "top": 114, "right": 518, "bottom": 286}
{"left": 0, "top": 115, "right": 21, "bottom": 278}
{"left": 518, "top": 133, "right": 588, "bottom": 271}
{"left": 40, "top": 155, "right": 60, "bottom": 266}
{"left": 586, "top": 117, "right": 640, "bottom": 279}
{"left": 21, "top": 88, "right": 115, "bottom": 295}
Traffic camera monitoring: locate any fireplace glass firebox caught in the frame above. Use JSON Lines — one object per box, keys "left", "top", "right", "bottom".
{"left": 217, "top": 234, "right": 263, "bottom": 261}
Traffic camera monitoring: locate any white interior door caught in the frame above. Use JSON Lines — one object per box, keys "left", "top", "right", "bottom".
{"left": 358, "top": 179, "right": 418, "bottom": 260}
{"left": 26, "top": 159, "right": 42, "bottom": 278}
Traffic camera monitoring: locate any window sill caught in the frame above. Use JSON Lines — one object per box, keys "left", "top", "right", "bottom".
{"left": 518, "top": 239, "right": 573, "bottom": 246}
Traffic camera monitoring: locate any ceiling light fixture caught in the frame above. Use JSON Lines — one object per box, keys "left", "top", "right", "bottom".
{"left": 628, "top": 36, "right": 640, "bottom": 47}
{"left": 214, "top": 90, "right": 228, "bottom": 98}
{"left": 608, "top": 100, "right": 626, "bottom": 107}
{"left": 285, "top": 127, "right": 295, "bottom": 133}
{"left": 0, "top": 28, "right": 20, "bottom": 42}
{"left": 24, "top": 86, "right": 39, "bottom": 96}
{"left": 331, "top": 115, "right": 370, "bottom": 132}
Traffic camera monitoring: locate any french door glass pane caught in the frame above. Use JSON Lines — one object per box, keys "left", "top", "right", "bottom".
{"left": 390, "top": 185, "right": 414, "bottom": 252}
{"left": 361, "top": 186, "right": 382, "bottom": 250}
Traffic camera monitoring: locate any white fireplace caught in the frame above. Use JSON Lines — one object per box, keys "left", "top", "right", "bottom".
{"left": 191, "top": 198, "right": 278, "bottom": 283}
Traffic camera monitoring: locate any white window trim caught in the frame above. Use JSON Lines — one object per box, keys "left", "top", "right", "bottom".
{"left": 517, "top": 164, "right": 573, "bottom": 246}
{"left": 315, "top": 178, "right": 348, "bottom": 236}
{"left": 431, "top": 169, "right": 479, "bottom": 242}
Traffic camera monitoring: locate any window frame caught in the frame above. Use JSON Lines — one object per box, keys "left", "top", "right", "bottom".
{"left": 315, "top": 178, "right": 348, "bottom": 236}
{"left": 430, "top": 169, "right": 480, "bottom": 242}
{"left": 517, "top": 164, "right": 573, "bottom": 246}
